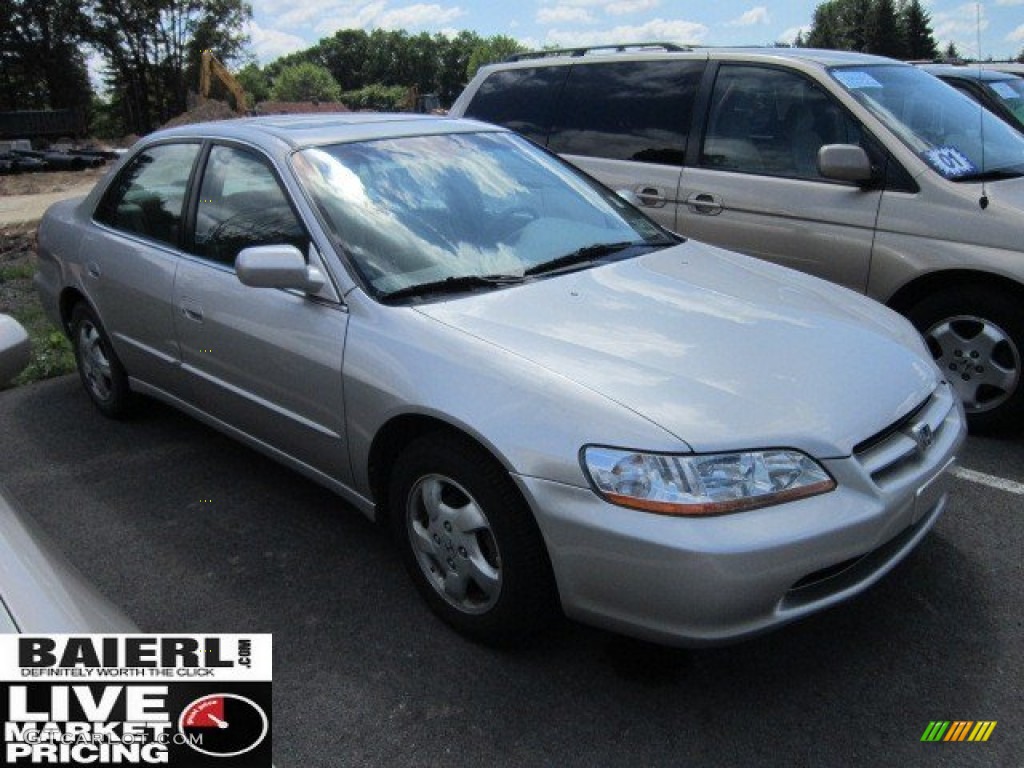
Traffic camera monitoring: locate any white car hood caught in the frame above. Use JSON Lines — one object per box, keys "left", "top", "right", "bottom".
{"left": 416, "top": 241, "right": 939, "bottom": 457}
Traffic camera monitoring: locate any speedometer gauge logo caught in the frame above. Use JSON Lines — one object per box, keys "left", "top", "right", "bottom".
{"left": 178, "top": 693, "right": 269, "bottom": 758}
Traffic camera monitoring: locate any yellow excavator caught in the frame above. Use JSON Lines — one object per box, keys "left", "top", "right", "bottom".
{"left": 199, "top": 50, "right": 247, "bottom": 113}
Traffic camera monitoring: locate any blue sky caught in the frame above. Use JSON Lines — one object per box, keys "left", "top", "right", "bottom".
{"left": 246, "top": 0, "right": 1024, "bottom": 64}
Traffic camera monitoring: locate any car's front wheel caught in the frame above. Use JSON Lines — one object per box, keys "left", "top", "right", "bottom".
{"left": 389, "top": 433, "right": 559, "bottom": 644}
{"left": 908, "top": 286, "right": 1024, "bottom": 434}
{"left": 70, "top": 303, "right": 133, "bottom": 419}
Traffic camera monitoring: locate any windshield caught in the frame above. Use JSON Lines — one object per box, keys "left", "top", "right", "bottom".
{"left": 830, "top": 64, "right": 1024, "bottom": 179}
{"left": 984, "top": 77, "right": 1024, "bottom": 125}
{"left": 292, "top": 131, "right": 671, "bottom": 298}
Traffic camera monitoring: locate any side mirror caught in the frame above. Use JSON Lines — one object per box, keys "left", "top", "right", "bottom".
{"left": 818, "top": 144, "right": 874, "bottom": 184}
{"left": 0, "top": 314, "right": 31, "bottom": 387}
{"left": 236, "top": 245, "right": 325, "bottom": 293}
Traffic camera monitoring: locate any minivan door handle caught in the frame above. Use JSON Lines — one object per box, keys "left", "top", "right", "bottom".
{"left": 685, "top": 193, "right": 723, "bottom": 215}
{"left": 635, "top": 186, "right": 668, "bottom": 208}
{"left": 179, "top": 298, "right": 204, "bottom": 323}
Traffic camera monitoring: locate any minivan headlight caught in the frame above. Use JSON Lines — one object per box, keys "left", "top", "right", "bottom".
{"left": 581, "top": 446, "right": 836, "bottom": 516}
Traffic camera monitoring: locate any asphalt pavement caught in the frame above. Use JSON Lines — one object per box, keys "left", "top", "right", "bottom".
{"left": 1, "top": 376, "right": 1021, "bottom": 767}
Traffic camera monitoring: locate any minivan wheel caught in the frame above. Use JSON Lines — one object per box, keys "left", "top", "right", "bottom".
{"left": 70, "top": 303, "right": 134, "bottom": 419}
{"left": 907, "top": 288, "right": 1024, "bottom": 433}
{"left": 388, "top": 434, "right": 559, "bottom": 644}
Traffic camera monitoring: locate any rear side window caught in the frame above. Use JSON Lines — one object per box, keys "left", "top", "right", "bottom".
{"left": 548, "top": 60, "right": 703, "bottom": 166}
{"left": 95, "top": 143, "right": 200, "bottom": 247}
{"left": 192, "top": 145, "right": 308, "bottom": 266}
{"left": 463, "top": 67, "right": 569, "bottom": 145}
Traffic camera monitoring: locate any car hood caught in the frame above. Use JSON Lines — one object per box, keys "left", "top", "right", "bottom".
{"left": 415, "top": 242, "right": 939, "bottom": 457}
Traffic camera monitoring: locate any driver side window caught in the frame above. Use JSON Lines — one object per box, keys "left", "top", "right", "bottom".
{"left": 193, "top": 145, "right": 308, "bottom": 266}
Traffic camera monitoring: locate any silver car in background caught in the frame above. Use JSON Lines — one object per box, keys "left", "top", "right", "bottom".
{"left": 35, "top": 115, "right": 964, "bottom": 645}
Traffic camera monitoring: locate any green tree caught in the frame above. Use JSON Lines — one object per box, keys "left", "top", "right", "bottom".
{"left": 866, "top": 0, "right": 903, "bottom": 58}
{"left": 271, "top": 62, "right": 342, "bottom": 102}
{"left": 236, "top": 62, "right": 271, "bottom": 104}
{"left": 87, "top": 0, "right": 252, "bottom": 134}
{"left": 0, "top": 0, "right": 92, "bottom": 113}
{"left": 899, "top": 0, "right": 937, "bottom": 60}
{"left": 942, "top": 41, "right": 961, "bottom": 62}
{"left": 340, "top": 84, "right": 408, "bottom": 111}
{"left": 1016, "top": 48, "right": 1024, "bottom": 64}
{"left": 467, "top": 35, "right": 527, "bottom": 79}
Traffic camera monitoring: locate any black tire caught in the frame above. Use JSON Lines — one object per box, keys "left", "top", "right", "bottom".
{"left": 388, "top": 433, "right": 559, "bottom": 644}
{"left": 70, "top": 303, "right": 134, "bottom": 419}
{"left": 906, "top": 286, "right": 1024, "bottom": 434}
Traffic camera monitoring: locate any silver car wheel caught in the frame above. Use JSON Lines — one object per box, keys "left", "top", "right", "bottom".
{"left": 406, "top": 473, "right": 502, "bottom": 615}
{"left": 77, "top": 321, "right": 114, "bottom": 403}
{"left": 926, "top": 314, "right": 1021, "bottom": 413}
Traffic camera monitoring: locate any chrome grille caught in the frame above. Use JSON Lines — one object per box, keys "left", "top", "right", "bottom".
{"left": 854, "top": 383, "right": 956, "bottom": 488}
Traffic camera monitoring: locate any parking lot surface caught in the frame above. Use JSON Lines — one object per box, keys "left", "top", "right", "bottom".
{"left": 1, "top": 376, "right": 1020, "bottom": 767}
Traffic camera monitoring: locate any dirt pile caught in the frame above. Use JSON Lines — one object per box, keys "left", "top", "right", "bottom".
{"left": 162, "top": 100, "right": 239, "bottom": 128}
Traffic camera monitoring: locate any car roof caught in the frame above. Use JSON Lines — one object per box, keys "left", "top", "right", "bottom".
{"left": 486, "top": 45, "right": 899, "bottom": 71}
{"left": 919, "top": 64, "right": 1019, "bottom": 83}
{"left": 148, "top": 114, "right": 502, "bottom": 153}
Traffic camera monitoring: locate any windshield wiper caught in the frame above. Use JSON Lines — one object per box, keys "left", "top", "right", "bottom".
{"left": 524, "top": 241, "right": 652, "bottom": 277}
{"left": 380, "top": 273, "right": 525, "bottom": 303}
{"left": 951, "top": 169, "right": 1024, "bottom": 182}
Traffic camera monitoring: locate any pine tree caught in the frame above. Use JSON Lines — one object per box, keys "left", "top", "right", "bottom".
{"left": 899, "top": 0, "right": 938, "bottom": 60}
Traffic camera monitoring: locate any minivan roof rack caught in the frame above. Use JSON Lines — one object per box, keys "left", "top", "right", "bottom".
{"left": 506, "top": 43, "right": 691, "bottom": 62}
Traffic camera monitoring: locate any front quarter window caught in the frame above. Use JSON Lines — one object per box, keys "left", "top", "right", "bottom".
{"left": 831, "top": 65, "right": 1024, "bottom": 180}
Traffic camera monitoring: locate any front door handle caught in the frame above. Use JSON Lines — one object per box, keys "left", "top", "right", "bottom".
{"left": 635, "top": 186, "right": 668, "bottom": 208}
{"left": 685, "top": 193, "right": 723, "bottom": 215}
{"left": 179, "top": 298, "right": 204, "bottom": 323}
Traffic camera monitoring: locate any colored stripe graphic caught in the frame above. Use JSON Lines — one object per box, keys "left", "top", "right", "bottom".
{"left": 921, "top": 721, "right": 996, "bottom": 742}
{"left": 969, "top": 722, "right": 997, "bottom": 742}
{"left": 944, "top": 721, "right": 972, "bottom": 741}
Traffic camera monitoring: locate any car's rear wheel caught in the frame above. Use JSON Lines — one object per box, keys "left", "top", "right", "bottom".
{"left": 388, "top": 433, "right": 559, "bottom": 644}
{"left": 70, "top": 303, "right": 133, "bottom": 419}
{"left": 907, "top": 286, "right": 1024, "bottom": 434}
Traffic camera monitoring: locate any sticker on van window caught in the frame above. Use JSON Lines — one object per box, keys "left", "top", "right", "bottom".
{"left": 989, "top": 81, "right": 1018, "bottom": 99}
{"left": 832, "top": 70, "right": 883, "bottom": 89}
{"left": 923, "top": 146, "right": 978, "bottom": 178}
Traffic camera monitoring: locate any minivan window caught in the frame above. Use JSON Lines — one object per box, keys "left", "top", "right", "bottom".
{"left": 831, "top": 64, "right": 1024, "bottom": 179}
{"left": 701, "top": 65, "right": 863, "bottom": 179}
{"left": 547, "top": 60, "right": 703, "bottom": 166}
{"left": 95, "top": 143, "right": 200, "bottom": 247}
{"left": 463, "top": 66, "right": 569, "bottom": 145}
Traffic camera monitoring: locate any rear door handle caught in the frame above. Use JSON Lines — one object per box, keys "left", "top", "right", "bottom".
{"left": 635, "top": 186, "right": 668, "bottom": 208}
{"left": 685, "top": 193, "right": 723, "bottom": 215}
{"left": 179, "top": 298, "right": 204, "bottom": 323}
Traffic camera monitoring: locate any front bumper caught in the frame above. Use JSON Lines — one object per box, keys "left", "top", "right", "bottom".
{"left": 517, "top": 382, "right": 966, "bottom": 646}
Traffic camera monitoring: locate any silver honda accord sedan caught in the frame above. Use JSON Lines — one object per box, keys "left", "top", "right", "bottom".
{"left": 35, "top": 114, "right": 965, "bottom": 646}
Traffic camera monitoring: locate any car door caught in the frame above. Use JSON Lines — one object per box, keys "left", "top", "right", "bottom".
{"left": 545, "top": 59, "right": 704, "bottom": 232}
{"left": 87, "top": 141, "right": 201, "bottom": 396}
{"left": 173, "top": 142, "right": 349, "bottom": 481}
{"left": 678, "top": 63, "right": 884, "bottom": 293}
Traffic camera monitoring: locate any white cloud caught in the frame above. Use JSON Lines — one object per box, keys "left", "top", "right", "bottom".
{"left": 726, "top": 6, "right": 770, "bottom": 27}
{"left": 996, "top": 0, "right": 1024, "bottom": 5}
{"left": 538, "top": 7, "right": 595, "bottom": 24}
{"left": 247, "top": 21, "right": 308, "bottom": 62}
{"left": 376, "top": 3, "right": 465, "bottom": 29}
{"left": 1009, "top": 24, "right": 1024, "bottom": 42}
{"left": 605, "top": 0, "right": 660, "bottom": 15}
{"left": 544, "top": 18, "right": 708, "bottom": 48}
{"left": 933, "top": 3, "right": 988, "bottom": 57}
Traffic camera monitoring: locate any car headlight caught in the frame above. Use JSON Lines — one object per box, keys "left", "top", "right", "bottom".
{"left": 581, "top": 446, "right": 836, "bottom": 516}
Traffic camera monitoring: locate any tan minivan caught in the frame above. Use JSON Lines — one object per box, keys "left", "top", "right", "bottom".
{"left": 451, "top": 45, "right": 1024, "bottom": 432}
